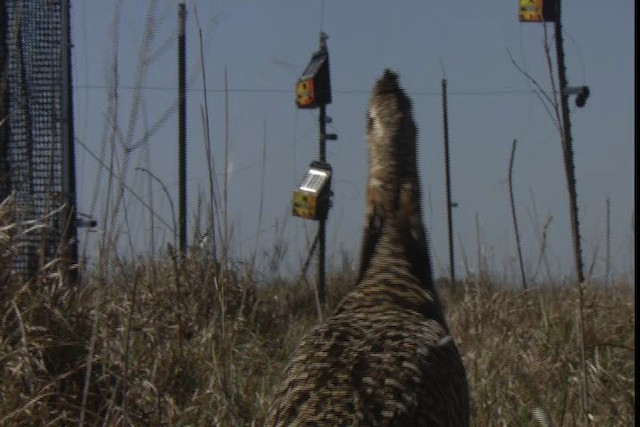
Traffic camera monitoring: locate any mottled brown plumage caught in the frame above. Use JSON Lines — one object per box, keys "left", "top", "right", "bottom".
{"left": 265, "top": 70, "right": 469, "bottom": 426}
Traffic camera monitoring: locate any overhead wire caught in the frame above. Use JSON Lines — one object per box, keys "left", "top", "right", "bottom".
{"left": 75, "top": 83, "right": 538, "bottom": 97}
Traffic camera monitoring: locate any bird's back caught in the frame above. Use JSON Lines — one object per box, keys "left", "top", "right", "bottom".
{"left": 265, "top": 70, "right": 469, "bottom": 426}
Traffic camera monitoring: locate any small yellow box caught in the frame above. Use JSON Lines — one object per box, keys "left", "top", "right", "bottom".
{"left": 296, "top": 78, "right": 316, "bottom": 109}
{"left": 292, "top": 163, "right": 332, "bottom": 221}
{"left": 292, "top": 189, "right": 318, "bottom": 220}
{"left": 519, "top": 0, "right": 556, "bottom": 22}
{"left": 295, "top": 48, "right": 331, "bottom": 109}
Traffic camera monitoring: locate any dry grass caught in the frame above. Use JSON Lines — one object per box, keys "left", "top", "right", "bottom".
{"left": 0, "top": 198, "right": 634, "bottom": 426}
{"left": 441, "top": 279, "right": 635, "bottom": 426}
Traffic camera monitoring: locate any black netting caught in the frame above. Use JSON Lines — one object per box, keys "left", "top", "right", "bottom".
{"left": 1, "top": 0, "right": 73, "bottom": 275}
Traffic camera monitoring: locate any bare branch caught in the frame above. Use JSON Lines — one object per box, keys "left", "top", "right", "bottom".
{"left": 506, "top": 47, "right": 561, "bottom": 132}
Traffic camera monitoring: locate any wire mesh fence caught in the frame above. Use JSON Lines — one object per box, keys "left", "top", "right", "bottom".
{"left": 0, "top": 0, "right": 75, "bottom": 277}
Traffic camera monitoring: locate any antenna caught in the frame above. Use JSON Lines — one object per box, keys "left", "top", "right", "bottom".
{"left": 319, "top": 0, "right": 325, "bottom": 33}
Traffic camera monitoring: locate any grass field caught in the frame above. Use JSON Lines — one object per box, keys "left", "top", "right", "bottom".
{"left": 0, "top": 197, "right": 635, "bottom": 426}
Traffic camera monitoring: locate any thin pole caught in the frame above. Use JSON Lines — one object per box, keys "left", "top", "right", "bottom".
{"left": 554, "top": 0, "right": 584, "bottom": 283}
{"left": 223, "top": 68, "right": 229, "bottom": 275}
{"left": 441, "top": 79, "right": 456, "bottom": 287}
{"left": 554, "top": 4, "right": 589, "bottom": 421}
{"left": 508, "top": 139, "right": 527, "bottom": 290}
{"left": 317, "top": 103, "right": 327, "bottom": 308}
{"left": 605, "top": 197, "right": 611, "bottom": 286}
{"left": 61, "top": 0, "right": 78, "bottom": 280}
{"left": 178, "top": 2, "right": 187, "bottom": 255}
{"left": 314, "top": 32, "right": 330, "bottom": 310}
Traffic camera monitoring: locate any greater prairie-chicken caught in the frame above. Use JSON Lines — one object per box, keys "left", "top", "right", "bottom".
{"left": 265, "top": 69, "right": 469, "bottom": 426}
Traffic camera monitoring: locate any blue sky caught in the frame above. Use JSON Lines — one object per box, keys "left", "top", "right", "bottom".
{"left": 72, "top": 1, "right": 635, "bottom": 284}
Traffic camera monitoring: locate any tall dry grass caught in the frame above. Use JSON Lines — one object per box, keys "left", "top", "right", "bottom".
{"left": 441, "top": 278, "right": 634, "bottom": 426}
{"left": 0, "top": 195, "right": 635, "bottom": 426}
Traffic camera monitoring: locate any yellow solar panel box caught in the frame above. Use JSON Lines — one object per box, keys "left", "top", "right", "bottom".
{"left": 292, "top": 162, "right": 332, "bottom": 220}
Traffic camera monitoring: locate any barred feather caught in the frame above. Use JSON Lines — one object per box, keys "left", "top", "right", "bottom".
{"left": 265, "top": 69, "right": 470, "bottom": 426}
